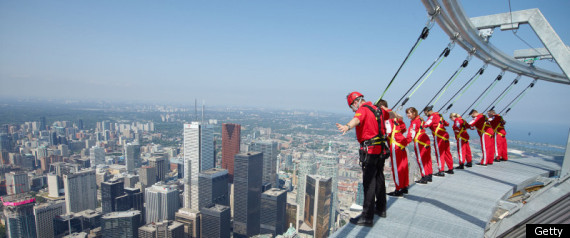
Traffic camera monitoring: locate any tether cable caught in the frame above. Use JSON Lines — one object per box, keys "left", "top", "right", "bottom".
{"left": 483, "top": 75, "right": 521, "bottom": 112}
{"left": 376, "top": 20, "right": 434, "bottom": 104}
{"left": 419, "top": 54, "right": 472, "bottom": 115}
{"left": 500, "top": 80, "right": 536, "bottom": 115}
{"left": 392, "top": 42, "right": 454, "bottom": 110}
{"left": 440, "top": 64, "right": 489, "bottom": 113}
{"left": 461, "top": 73, "right": 503, "bottom": 117}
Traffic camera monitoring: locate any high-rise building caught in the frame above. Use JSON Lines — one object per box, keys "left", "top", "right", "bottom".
{"left": 116, "top": 187, "right": 144, "bottom": 214}
{"left": 233, "top": 152, "right": 263, "bottom": 238}
{"left": 90, "top": 146, "right": 105, "bottom": 167}
{"left": 221, "top": 123, "right": 240, "bottom": 183}
{"left": 286, "top": 202, "right": 298, "bottom": 230}
{"left": 33, "top": 200, "right": 66, "bottom": 238}
{"left": 148, "top": 156, "right": 169, "bottom": 182}
{"left": 124, "top": 174, "right": 139, "bottom": 188}
{"left": 2, "top": 195, "right": 37, "bottom": 238}
{"left": 317, "top": 154, "right": 339, "bottom": 231}
{"left": 201, "top": 204, "right": 231, "bottom": 238}
{"left": 101, "top": 210, "right": 141, "bottom": 238}
{"left": 261, "top": 188, "right": 287, "bottom": 236}
{"left": 183, "top": 122, "right": 214, "bottom": 210}
{"left": 175, "top": 209, "right": 200, "bottom": 238}
{"left": 125, "top": 143, "right": 141, "bottom": 172}
{"left": 64, "top": 169, "right": 98, "bottom": 213}
{"left": 101, "top": 179, "right": 125, "bottom": 214}
{"left": 296, "top": 153, "right": 317, "bottom": 227}
{"left": 140, "top": 166, "right": 157, "bottom": 190}
{"left": 6, "top": 171, "right": 30, "bottom": 195}
{"left": 138, "top": 220, "right": 184, "bottom": 238}
{"left": 198, "top": 168, "right": 229, "bottom": 210}
{"left": 53, "top": 209, "right": 102, "bottom": 236}
{"left": 303, "top": 175, "right": 332, "bottom": 238}
{"left": 250, "top": 140, "right": 278, "bottom": 189}
{"left": 145, "top": 183, "right": 180, "bottom": 223}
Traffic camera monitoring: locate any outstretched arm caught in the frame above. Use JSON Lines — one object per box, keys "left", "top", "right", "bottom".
{"left": 336, "top": 117, "right": 360, "bottom": 135}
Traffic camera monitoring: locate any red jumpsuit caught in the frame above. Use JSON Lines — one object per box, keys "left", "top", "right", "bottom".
{"left": 385, "top": 118, "right": 409, "bottom": 191}
{"left": 452, "top": 117, "right": 472, "bottom": 165}
{"left": 406, "top": 116, "right": 432, "bottom": 178}
{"left": 468, "top": 114, "right": 495, "bottom": 165}
{"left": 424, "top": 112, "right": 454, "bottom": 172}
{"left": 489, "top": 114, "right": 508, "bottom": 161}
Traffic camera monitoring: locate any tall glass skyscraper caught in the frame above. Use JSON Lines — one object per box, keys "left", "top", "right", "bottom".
{"left": 304, "top": 175, "right": 332, "bottom": 238}
{"left": 124, "top": 143, "right": 141, "bottom": 173}
{"left": 2, "top": 195, "right": 37, "bottom": 238}
{"left": 233, "top": 152, "right": 263, "bottom": 238}
{"left": 250, "top": 140, "right": 278, "bottom": 189}
{"left": 221, "top": 123, "right": 240, "bottom": 183}
{"left": 145, "top": 183, "right": 180, "bottom": 223}
{"left": 183, "top": 122, "right": 214, "bottom": 210}
{"left": 64, "top": 169, "right": 97, "bottom": 213}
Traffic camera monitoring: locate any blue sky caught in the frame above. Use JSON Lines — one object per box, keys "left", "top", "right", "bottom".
{"left": 1, "top": 1, "right": 569, "bottom": 143}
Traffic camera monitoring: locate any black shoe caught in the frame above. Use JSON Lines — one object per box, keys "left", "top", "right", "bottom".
{"left": 456, "top": 164, "right": 464, "bottom": 170}
{"left": 501, "top": 159, "right": 508, "bottom": 161}
{"left": 445, "top": 170, "right": 454, "bottom": 174}
{"left": 466, "top": 162, "right": 473, "bottom": 167}
{"left": 375, "top": 210, "right": 387, "bottom": 218}
{"left": 426, "top": 175, "right": 432, "bottom": 182}
{"left": 401, "top": 188, "right": 408, "bottom": 194}
{"left": 350, "top": 216, "right": 373, "bottom": 227}
{"left": 387, "top": 190, "right": 404, "bottom": 197}
{"left": 415, "top": 178, "right": 428, "bottom": 184}
{"left": 434, "top": 171, "right": 445, "bottom": 177}
{"left": 476, "top": 162, "right": 487, "bottom": 166}
{"left": 494, "top": 158, "right": 501, "bottom": 162}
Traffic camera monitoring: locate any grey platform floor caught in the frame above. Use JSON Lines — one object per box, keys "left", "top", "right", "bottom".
{"left": 331, "top": 155, "right": 564, "bottom": 238}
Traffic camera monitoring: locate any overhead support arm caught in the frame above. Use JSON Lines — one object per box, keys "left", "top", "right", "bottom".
{"left": 421, "top": 0, "right": 570, "bottom": 85}
{"left": 470, "top": 9, "right": 570, "bottom": 80}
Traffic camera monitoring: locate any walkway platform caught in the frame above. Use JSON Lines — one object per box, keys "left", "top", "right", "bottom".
{"left": 331, "top": 155, "right": 566, "bottom": 238}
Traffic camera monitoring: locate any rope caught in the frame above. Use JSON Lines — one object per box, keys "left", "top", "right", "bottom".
{"left": 419, "top": 54, "right": 472, "bottom": 115}
{"left": 483, "top": 75, "right": 521, "bottom": 112}
{"left": 376, "top": 22, "right": 433, "bottom": 104}
{"left": 439, "top": 64, "right": 489, "bottom": 113}
{"left": 500, "top": 80, "right": 537, "bottom": 115}
{"left": 461, "top": 74, "right": 503, "bottom": 117}
{"left": 392, "top": 42, "right": 454, "bottom": 110}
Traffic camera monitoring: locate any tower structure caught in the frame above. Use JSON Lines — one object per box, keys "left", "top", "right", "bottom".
{"left": 125, "top": 143, "right": 141, "bottom": 172}
{"left": 233, "top": 152, "right": 263, "bottom": 238}
{"left": 303, "top": 175, "right": 332, "bottom": 238}
{"left": 145, "top": 183, "right": 180, "bottom": 223}
{"left": 183, "top": 122, "right": 214, "bottom": 211}
{"left": 250, "top": 140, "right": 278, "bottom": 189}
{"left": 2, "top": 195, "right": 37, "bottom": 238}
{"left": 221, "top": 123, "right": 241, "bottom": 183}
{"left": 64, "top": 169, "right": 97, "bottom": 213}
{"left": 198, "top": 168, "right": 229, "bottom": 210}
{"left": 261, "top": 188, "right": 287, "bottom": 236}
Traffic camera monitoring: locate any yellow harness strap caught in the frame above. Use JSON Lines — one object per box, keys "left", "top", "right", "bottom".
{"left": 413, "top": 120, "right": 430, "bottom": 148}
{"left": 434, "top": 115, "right": 448, "bottom": 141}
{"left": 390, "top": 123, "right": 406, "bottom": 150}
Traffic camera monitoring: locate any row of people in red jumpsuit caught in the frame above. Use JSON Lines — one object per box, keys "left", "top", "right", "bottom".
{"left": 376, "top": 102, "right": 508, "bottom": 197}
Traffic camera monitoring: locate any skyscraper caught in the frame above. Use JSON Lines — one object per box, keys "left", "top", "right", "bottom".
{"left": 6, "top": 171, "right": 30, "bottom": 195}
{"left": 101, "top": 210, "right": 141, "bottom": 238}
{"left": 250, "top": 140, "right": 278, "bottom": 189}
{"left": 221, "top": 123, "right": 240, "bottom": 183}
{"left": 64, "top": 169, "right": 98, "bottom": 213}
{"left": 200, "top": 204, "right": 231, "bottom": 238}
{"left": 140, "top": 166, "right": 157, "bottom": 190}
{"left": 175, "top": 209, "right": 200, "bottom": 238}
{"left": 317, "top": 154, "right": 339, "bottom": 231}
{"left": 116, "top": 187, "right": 144, "bottom": 213}
{"left": 101, "top": 178, "right": 125, "bottom": 214}
{"left": 33, "top": 200, "right": 66, "bottom": 238}
{"left": 296, "top": 153, "right": 317, "bottom": 227}
{"left": 145, "top": 183, "right": 180, "bottom": 223}
{"left": 148, "top": 156, "right": 169, "bottom": 182}
{"left": 303, "top": 175, "right": 332, "bottom": 238}
{"left": 198, "top": 168, "right": 229, "bottom": 210}
{"left": 125, "top": 143, "right": 141, "bottom": 172}
{"left": 233, "top": 152, "right": 263, "bottom": 238}
{"left": 183, "top": 122, "right": 214, "bottom": 210}
{"left": 2, "top": 195, "right": 37, "bottom": 238}
{"left": 261, "top": 188, "right": 287, "bottom": 236}
{"left": 90, "top": 146, "right": 105, "bottom": 167}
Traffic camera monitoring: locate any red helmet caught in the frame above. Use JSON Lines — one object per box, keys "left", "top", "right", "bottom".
{"left": 346, "top": 91, "right": 363, "bottom": 106}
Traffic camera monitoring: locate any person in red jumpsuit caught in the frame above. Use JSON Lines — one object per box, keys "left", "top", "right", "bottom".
{"left": 336, "top": 92, "right": 394, "bottom": 226}
{"left": 405, "top": 107, "right": 433, "bottom": 184}
{"left": 377, "top": 101, "right": 409, "bottom": 197}
{"left": 450, "top": 113, "right": 473, "bottom": 169}
{"left": 487, "top": 110, "right": 508, "bottom": 161}
{"left": 423, "top": 106, "right": 454, "bottom": 176}
{"left": 468, "top": 109, "right": 495, "bottom": 165}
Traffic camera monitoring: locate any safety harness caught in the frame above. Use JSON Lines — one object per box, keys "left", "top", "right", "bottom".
{"left": 432, "top": 113, "right": 449, "bottom": 141}
{"left": 413, "top": 118, "right": 430, "bottom": 148}
{"left": 491, "top": 116, "right": 505, "bottom": 137}
{"left": 477, "top": 116, "right": 494, "bottom": 137}
{"left": 389, "top": 120, "right": 406, "bottom": 150}
{"left": 456, "top": 118, "right": 469, "bottom": 142}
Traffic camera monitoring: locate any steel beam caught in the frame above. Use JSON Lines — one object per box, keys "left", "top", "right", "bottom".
{"left": 421, "top": 0, "right": 569, "bottom": 84}
{"left": 470, "top": 9, "right": 570, "bottom": 81}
